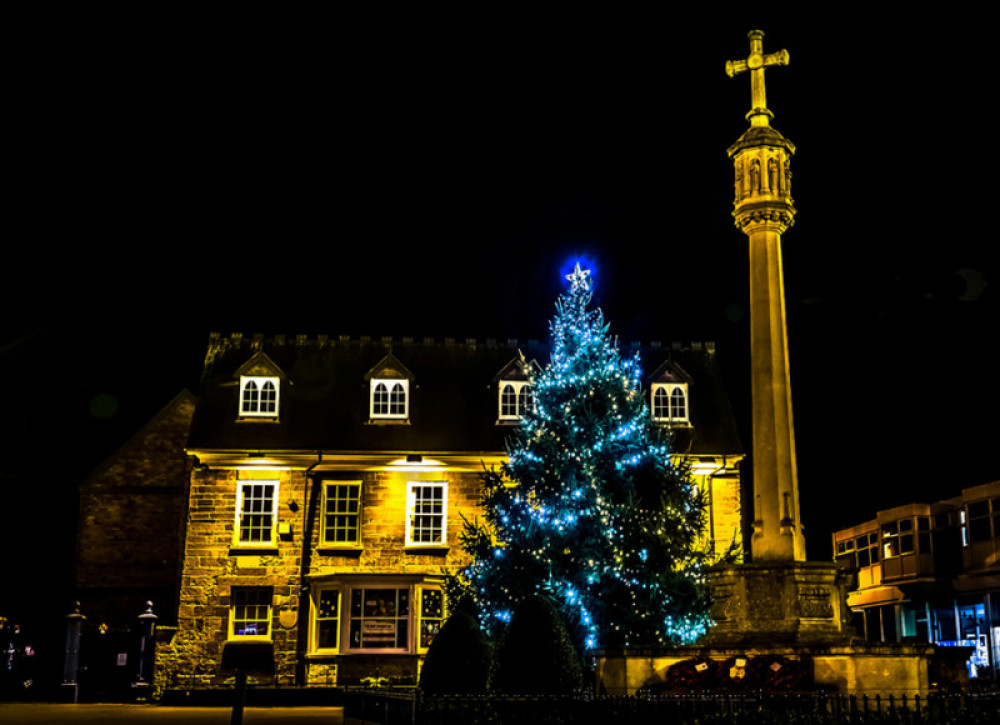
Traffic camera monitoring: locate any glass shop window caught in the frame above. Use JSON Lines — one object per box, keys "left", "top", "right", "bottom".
{"left": 349, "top": 588, "right": 410, "bottom": 650}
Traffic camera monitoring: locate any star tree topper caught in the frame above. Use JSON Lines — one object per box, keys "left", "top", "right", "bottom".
{"left": 566, "top": 263, "right": 592, "bottom": 293}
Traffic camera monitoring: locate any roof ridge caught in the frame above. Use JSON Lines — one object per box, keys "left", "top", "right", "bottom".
{"left": 205, "top": 332, "right": 717, "bottom": 352}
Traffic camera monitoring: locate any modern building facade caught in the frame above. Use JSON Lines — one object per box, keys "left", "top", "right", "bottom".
{"left": 832, "top": 480, "right": 1000, "bottom": 679}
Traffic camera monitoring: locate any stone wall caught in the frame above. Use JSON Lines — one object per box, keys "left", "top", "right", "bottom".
{"left": 157, "top": 464, "right": 482, "bottom": 691}
{"left": 158, "top": 466, "right": 306, "bottom": 690}
{"left": 75, "top": 391, "right": 195, "bottom": 625}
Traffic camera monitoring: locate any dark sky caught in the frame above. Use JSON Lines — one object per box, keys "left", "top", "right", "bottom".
{"left": 3, "top": 10, "right": 997, "bottom": 620}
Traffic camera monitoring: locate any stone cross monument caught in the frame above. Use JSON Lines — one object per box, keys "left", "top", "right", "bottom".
{"left": 704, "top": 30, "right": 850, "bottom": 645}
{"left": 726, "top": 30, "right": 805, "bottom": 563}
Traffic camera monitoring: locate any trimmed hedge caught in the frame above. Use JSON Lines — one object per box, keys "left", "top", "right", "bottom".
{"left": 419, "top": 610, "right": 494, "bottom": 694}
{"left": 490, "top": 595, "right": 583, "bottom": 695}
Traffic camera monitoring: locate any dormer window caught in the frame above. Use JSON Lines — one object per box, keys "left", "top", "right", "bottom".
{"left": 365, "top": 353, "right": 414, "bottom": 423}
{"left": 499, "top": 381, "right": 534, "bottom": 420}
{"left": 371, "top": 379, "right": 409, "bottom": 419}
{"left": 652, "top": 383, "right": 688, "bottom": 424}
{"left": 240, "top": 376, "right": 279, "bottom": 418}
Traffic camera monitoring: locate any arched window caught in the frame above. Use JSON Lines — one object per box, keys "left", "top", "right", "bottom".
{"left": 371, "top": 379, "right": 409, "bottom": 419}
{"left": 389, "top": 383, "right": 406, "bottom": 416}
{"left": 260, "top": 380, "right": 277, "bottom": 414}
{"left": 240, "top": 376, "right": 280, "bottom": 418}
{"left": 518, "top": 385, "right": 534, "bottom": 416}
{"left": 242, "top": 380, "right": 259, "bottom": 413}
{"left": 498, "top": 381, "right": 532, "bottom": 420}
{"left": 651, "top": 383, "right": 688, "bottom": 424}
{"left": 652, "top": 387, "right": 669, "bottom": 420}
{"left": 670, "top": 386, "right": 687, "bottom": 421}
{"left": 500, "top": 384, "right": 518, "bottom": 418}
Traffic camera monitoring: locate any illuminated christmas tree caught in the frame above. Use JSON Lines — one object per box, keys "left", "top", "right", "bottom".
{"left": 457, "top": 263, "right": 712, "bottom": 654}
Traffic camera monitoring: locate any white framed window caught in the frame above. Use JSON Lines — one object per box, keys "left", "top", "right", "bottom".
{"left": 370, "top": 379, "right": 408, "bottom": 419}
{"left": 321, "top": 481, "right": 362, "bottom": 546}
{"left": 651, "top": 383, "right": 688, "bottom": 424}
{"left": 235, "top": 480, "right": 279, "bottom": 546}
{"left": 310, "top": 581, "right": 445, "bottom": 655}
{"left": 311, "top": 586, "right": 342, "bottom": 653}
{"left": 405, "top": 481, "right": 447, "bottom": 546}
{"left": 230, "top": 586, "right": 273, "bottom": 640}
{"left": 499, "top": 382, "right": 534, "bottom": 420}
{"left": 240, "top": 376, "right": 279, "bottom": 418}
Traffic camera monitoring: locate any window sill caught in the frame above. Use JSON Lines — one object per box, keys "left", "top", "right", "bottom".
{"left": 225, "top": 637, "right": 274, "bottom": 645}
{"left": 403, "top": 544, "right": 450, "bottom": 554}
{"left": 229, "top": 546, "right": 279, "bottom": 556}
{"left": 236, "top": 417, "right": 281, "bottom": 423}
{"left": 365, "top": 419, "right": 410, "bottom": 425}
{"left": 305, "top": 651, "right": 341, "bottom": 660}
{"left": 317, "top": 545, "right": 363, "bottom": 554}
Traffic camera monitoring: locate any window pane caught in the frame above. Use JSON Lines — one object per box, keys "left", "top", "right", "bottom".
{"left": 969, "top": 517, "right": 991, "bottom": 543}
{"left": 242, "top": 381, "right": 259, "bottom": 413}
{"left": 899, "top": 534, "right": 914, "bottom": 554}
{"left": 349, "top": 588, "right": 408, "bottom": 650}
{"left": 317, "top": 590, "right": 340, "bottom": 649}
{"left": 239, "top": 482, "right": 275, "bottom": 543}
{"left": 969, "top": 501, "right": 989, "bottom": 518}
{"left": 653, "top": 388, "right": 668, "bottom": 419}
{"left": 670, "top": 387, "right": 686, "bottom": 419}
{"left": 373, "top": 383, "right": 388, "bottom": 415}
{"left": 421, "top": 589, "right": 443, "bottom": 619}
{"left": 501, "top": 385, "right": 516, "bottom": 417}
{"left": 409, "top": 484, "right": 445, "bottom": 544}
{"left": 260, "top": 381, "right": 277, "bottom": 413}
{"left": 518, "top": 386, "right": 534, "bottom": 416}
{"left": 232, "top": 587, "right": 271, "bottom": 637}
{"left": 389, "top": 383, "right": 406, "bottom": 415}
{"left": 323, "top": 483, "right": 361, "bottom": 544}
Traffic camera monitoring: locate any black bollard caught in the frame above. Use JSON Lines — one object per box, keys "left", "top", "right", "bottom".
{"left": 61, "top": 602, "right": 86, "bottom": 703}
{"left": 133, "top": 601, "right": 158, "bottom": 698}
{"left": 231, "top": 667, "right": 247, "bottom": 725}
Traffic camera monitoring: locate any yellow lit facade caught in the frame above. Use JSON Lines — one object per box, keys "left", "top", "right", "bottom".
{"left": 142, "top": 333, "right": 744, "bottom": 694}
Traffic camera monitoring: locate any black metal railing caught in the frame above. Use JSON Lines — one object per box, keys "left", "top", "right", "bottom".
{"left": 343, "top": 688, "right": 1000, "bottom": 725}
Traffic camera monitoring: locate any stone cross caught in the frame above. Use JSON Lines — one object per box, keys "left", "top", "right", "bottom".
{"left": 726, "top": 30, "right": 789, "bottom": 127}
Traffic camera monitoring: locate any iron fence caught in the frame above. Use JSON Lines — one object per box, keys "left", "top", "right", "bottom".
{"left": 344, "top": 688, "right": 1000, "bottom": 725}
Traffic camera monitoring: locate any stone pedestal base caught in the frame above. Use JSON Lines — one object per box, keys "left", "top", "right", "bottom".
{"left": 596, "top": 641, "right": 937, "bottom": 697}
{"left": 595, "top": 560, "right": 940, "bottom": 697}
{"left": 704, "top": 561, "right": 855, "bottom": 646}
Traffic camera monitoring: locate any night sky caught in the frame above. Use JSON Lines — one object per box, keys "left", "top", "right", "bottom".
{"left": 3, "top": 10, "right": 997, "bottom": 625}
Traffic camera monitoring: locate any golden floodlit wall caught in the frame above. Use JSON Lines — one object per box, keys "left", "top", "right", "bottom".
{"left": 156, "top": 461, "right": 484, "bottom": 692}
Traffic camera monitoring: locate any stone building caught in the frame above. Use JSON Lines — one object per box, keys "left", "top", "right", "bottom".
{"left": 88, "top": 332, "right": 743, "bottom": 694}
{"left": 832, "top": 480, "right": 1000, "bottom": 680}
{"left": 75, "top": 390, "right": 197, "bottom": 626}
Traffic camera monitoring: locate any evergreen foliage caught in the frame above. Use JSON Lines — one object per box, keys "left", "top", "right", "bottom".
{"left": 490, "top": 594, "right": 583, "bottom": 694}
{"left": 456, "top": 264, "right": 711, "bottom": 654}
{"left": 418, "top": 610, "right": 493, "bottom": 694}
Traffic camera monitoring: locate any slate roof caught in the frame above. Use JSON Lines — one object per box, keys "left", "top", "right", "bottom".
{"left": 187, "top": 333, "right": 743, "bottom": 458}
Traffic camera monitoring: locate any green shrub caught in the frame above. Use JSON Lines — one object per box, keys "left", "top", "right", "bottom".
{"left": 490, "top": 595, "right": 583, "bottom": 694}
{"left": 419, "top": 610, "right": 493, "bottom": 694}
